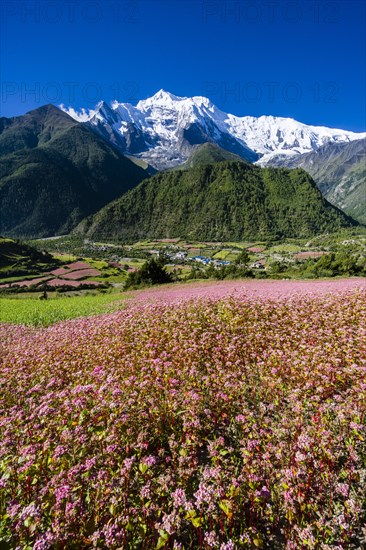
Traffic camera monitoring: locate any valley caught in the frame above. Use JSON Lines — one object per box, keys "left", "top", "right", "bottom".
{"left": 1, "top": 229, "right": 365, "bottom": 328}
{"left": 0, "top": 99, "right": 364, "bottom": 242}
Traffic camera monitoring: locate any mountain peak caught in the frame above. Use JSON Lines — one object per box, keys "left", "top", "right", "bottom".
{"left": 95, "top": 100, "right": 110, "bottom": 111}
{"left": 137, "top": 89, "right": 184, "bottom": 110}
{"left": 32, "top": 103, "right": 61, "bottom": 113}
{"left": 20, "top": 104, "right": 79, "bottom": 129}
{"left": 27, "top": 104, "right": 68, "bottom": 118}
{"left": 61, "top": 91, "right": 366, "bottom": 170}
{"left": 152, "top": 89, "right": 181, "bottom": 101}
{"left": 94, "top": 100, "right": 116, "bottom": 120}
{"left": 59, "top": 104, "right": 96, "bottom": 123}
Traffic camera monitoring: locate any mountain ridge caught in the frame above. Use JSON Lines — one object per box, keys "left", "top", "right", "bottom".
{"left": 265, "top": 139, "right": 366, "bottom": 223}
{"left": 61, "top": 90, "right": 365, "bottom": 170}
{"left": 0, "top": 105, "right": 148, "bottom": 238}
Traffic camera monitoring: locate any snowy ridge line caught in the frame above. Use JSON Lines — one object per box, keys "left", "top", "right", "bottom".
{"left": 60, "top": 90, "right": 365, "bottom": 170}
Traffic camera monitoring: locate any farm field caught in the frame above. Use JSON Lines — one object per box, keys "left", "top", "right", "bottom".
{"left": 0, "top": 280, "right": 365, "bottom": 548}
{"left": 27, "top": 230, "right": 366, "bottom": 284}
{"left": 0, "top": 292, "right": 127, "bottom": 327}
{"left": 1, "top": 278, "right": 364, "bottom": 327}
{"left": 131, "top": 277, "right": 366, "bottom": 305}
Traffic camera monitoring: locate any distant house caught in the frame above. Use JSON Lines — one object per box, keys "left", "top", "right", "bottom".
{"left": 193, "top": 256, "right": 211, "bottom": 265}
{"left": 213, "top": 260, "right": 230, "bottom": 267}
{"left": 250, "top": 260, "right": 266, "bottom": 269}
{"left": 173, "top": 251, "right": 188, "bottom": 261}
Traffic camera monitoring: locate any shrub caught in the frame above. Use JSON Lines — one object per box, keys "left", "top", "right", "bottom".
{"left": 125, "top": 258, "right": 173, "bottom": 289}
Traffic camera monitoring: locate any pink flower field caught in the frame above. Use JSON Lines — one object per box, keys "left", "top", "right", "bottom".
{"left": 132, "top": 277, "right": 365, "bottom": 305}
{"left": 0, "top": 282, "right": 365, "bottom": 548}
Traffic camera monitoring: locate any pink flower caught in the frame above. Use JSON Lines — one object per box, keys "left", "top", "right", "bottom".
{"left": 53, "top": 445, "right": 67, "bottom": 459}
{"left": 205, "top": 531, "right": 219, "bottom": 548}
{"left": 54, "top": 484, "right": 71, "bottom": 504}
{"left": 336, "top": 483, "right": 349, "bottom": 497}
{"left": 142, "top": 455, "right": 156, "bottom": 467}
{"left": 172, "top": 488, "right": 187, "bottom": 507}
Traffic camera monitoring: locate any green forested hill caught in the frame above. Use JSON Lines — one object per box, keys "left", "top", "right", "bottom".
{"left": 0, "top": 237, "right": 58, "bottom": 275}
{"left": 75, "top": 161, "right": 357, "bottom": 241}
{"left": 269, "top": 139, "right": 366, "bottom": 223}
{"left": 0, "top": 105, "right": 148, "bottom": 238}
{"left": 178, "top": 143, "right": 248, "bottom": 169}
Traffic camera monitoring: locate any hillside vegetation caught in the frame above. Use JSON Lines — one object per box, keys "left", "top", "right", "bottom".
{"left": 0, "top": 237, "right": 58, "bottom": 277}
{"left": 271, "top": 139, "right": 366, "bottom": 223}
{"left": 0, "top": 105, "right": 147, "bottom": 238}
{"left": 75, "top": 161, "right": 357, "bottom": 241}
{"left": 179, "top": 143, "right": 248, "bottom": 169}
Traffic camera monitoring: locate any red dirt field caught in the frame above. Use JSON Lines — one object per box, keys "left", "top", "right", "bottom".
{"left": 0, "top": 262, "right": 100, "bottom": 290}
{"left": 0, "top": 276, "right": 51, "bottom": 289}
{"left": 64, "top": 261, "right": 93, "bottom": 271}
{"left": 61, "top": 269, "right": 101, "bottom": 280}
{"left": 50, "top": 267, "right": 73, "bottom": 276}
{"left": 294, "top": 251, "right": 328, "bottom": 260}
{"left": 247, "top": 246, "right": 265, "bottom": 253}
{"left": 14, "top": 277, "right": 52, "bottom": 288}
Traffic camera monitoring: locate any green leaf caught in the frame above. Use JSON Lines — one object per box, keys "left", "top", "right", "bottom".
{"left": 191, "top": 516, "right": 203, "bottom": 527}
{"left": 156, "top": 530, "right": 169, "bottom": 549}
{"left": 185, "top": 510, "right": 197, "bottom": 521}
{"left": 24, "top": 518, "right": 33, "bottom": 528}
{"left": 139, "top": 462, "right": 149, "bottom": 474}
{"left": 219, "top": 499, "right": 233, "bottom": 519}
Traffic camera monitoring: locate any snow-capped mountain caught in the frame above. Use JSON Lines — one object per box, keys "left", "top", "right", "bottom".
{"left": 61, "top": 90, "right": 365, "bottom": 170}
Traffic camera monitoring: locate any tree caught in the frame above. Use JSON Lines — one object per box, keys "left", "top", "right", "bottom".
{"left": 235, "top": 249, "right": 250, "bottom": 265}
{"left": 125, "top": 258, "right": 173, "bottom": 289}
{"left": 270, "top": 261, "right": 287, "bottom": 274}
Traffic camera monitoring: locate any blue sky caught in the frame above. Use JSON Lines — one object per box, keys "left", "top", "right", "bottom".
{"left": 1, "top": 0, "right": 365, "bottom": 131}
